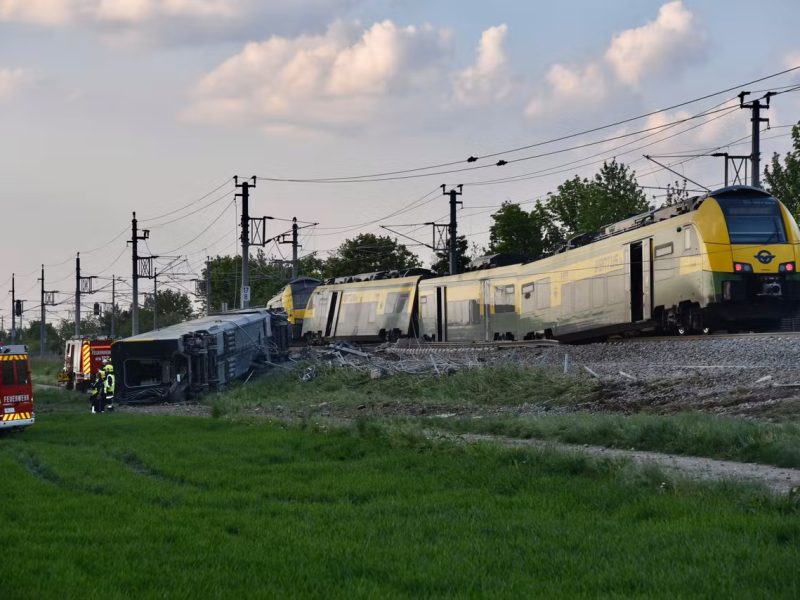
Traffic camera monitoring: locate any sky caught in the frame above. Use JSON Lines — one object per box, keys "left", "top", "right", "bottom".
{"left": 1, "top": 0, "right": 799, "bottom": 325}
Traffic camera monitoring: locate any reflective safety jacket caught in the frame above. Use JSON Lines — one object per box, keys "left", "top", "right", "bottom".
{"left": 104, "top": 373, "right": 115, "bottom": 398}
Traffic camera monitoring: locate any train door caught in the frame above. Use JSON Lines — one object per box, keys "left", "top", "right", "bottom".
{"left": 435, "top": 286, "right": 446, "bottom": 342}
{"left": 324, "top": 291, "right": 341, "bottom": 338}
{"left": 626, "top": 239, "right": 653, "bottom": 322}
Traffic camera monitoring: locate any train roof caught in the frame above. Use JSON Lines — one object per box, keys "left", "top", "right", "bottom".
{"left": 117, "top": 309, "right": 275, "bottom": 343}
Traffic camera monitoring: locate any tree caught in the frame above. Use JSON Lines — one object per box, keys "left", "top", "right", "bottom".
{"left": 546, "top": 160, "right": 649, "bottom": 240}
{"left": 430, "top": 235, "right": 471, "bottom": 275}
{"left": 143, "top": 289, "right": 194, "bottom": 329}
{"left": 323, "top": 233, "right": 421, "bottom": 278}
{"left": 662, "top": 179, "right": 690, "bottom": 206}
{"left": 764, "top": 121, "right": 800, "bottom": 218}
{"left": 489, "top": 202, "right": 562, "bottom": 260}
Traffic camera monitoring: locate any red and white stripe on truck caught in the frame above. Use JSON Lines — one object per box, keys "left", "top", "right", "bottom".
{"left": 0, "top": 345, "right": 34, "bottom": 430}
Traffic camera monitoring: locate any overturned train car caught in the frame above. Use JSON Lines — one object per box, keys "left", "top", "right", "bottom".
{"left": 112, "top": 309, "right": 290, "bottom": 403}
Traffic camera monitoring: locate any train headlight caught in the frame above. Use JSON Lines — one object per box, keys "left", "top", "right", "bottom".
{"left": 734, "top": 262, "right": 753, "bottom": 273}
{"left": 779, "top": 262, "right": 796, "bottom": 272}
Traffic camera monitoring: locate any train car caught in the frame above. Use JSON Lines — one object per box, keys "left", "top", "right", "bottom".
{"left": 111, "top": 309, "right": 290, "bottom": 403}
{"left": 301, "top": 270, "right": 430, "bottom": 342}
{"left": 417, "top": 263, "right": 521, "bottom": 342}
{"left": 417, "top": 185, "right": 800, "bottom": 342}
{"left": 0, "top": 345, "right": 34, "bottom": 430}
{"left": 266, "top": 277, "right": 321, "bottom": 339}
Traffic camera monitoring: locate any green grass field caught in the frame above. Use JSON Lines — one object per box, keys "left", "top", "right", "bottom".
{"left": 2, "top": 398, "right": 799, "bottom": 598}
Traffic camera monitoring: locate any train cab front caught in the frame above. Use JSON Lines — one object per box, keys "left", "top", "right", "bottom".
{"left": 708, "top": 186, "right": 800, "bottom": 327}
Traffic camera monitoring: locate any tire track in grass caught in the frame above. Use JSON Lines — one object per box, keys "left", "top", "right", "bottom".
{"left": 112, "top": 450, "right": 208, "bottom": 491}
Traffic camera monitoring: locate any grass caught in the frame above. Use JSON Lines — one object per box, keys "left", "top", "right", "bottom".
{"left": 29, "top": 355, "right": 63, "bottom": 385}
{"left": 207, "top": 364, "right": 598, "bottom": 415}
{"left": 427, "top": 412, "right": 800, "bottom": 469}
{"left": 1, "top": 410, "right": 799, "bottom": 598}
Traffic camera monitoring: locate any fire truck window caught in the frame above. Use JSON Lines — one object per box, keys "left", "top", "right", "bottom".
{"left": 2, "top": 362, "right": 14, "bottom": 386}
{"left": 14, "top": 360, "right": 29, "bottom": 385}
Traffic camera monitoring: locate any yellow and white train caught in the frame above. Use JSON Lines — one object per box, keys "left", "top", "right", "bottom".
{"left": 293, "top": 185, "right": 800, "bottom": 343}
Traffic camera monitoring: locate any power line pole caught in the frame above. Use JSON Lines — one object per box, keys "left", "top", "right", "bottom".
{"left": 111, "top": 275, "right": 116, "bottom": 338}
{"left": 38, "top": 266, "right": 58, "bottom": 356}
{"left": 739, "top": 91, "right": 774, "bottom": 188}
{"left": 129, "top": 212, "right": 151, "bottom": 335}
{"left": 205, "top": 257, "right": 212, "bottom": 316}
{"left": 235, "top": 176, "right": 256, "bottom": 308}
{"left": 10, "top": 273, "right": 15, "bottom": 343}
{"left": 291, "top": 217, "right": 299, "bottom": 280}
{"left": 75, "top": 253, "right": 81, "bottom": 337}
{"left": 441, "top": 185, "right": 463, "bottom": 275}
{"left": 153, "top": 270, "right": 157, "bottom": 330}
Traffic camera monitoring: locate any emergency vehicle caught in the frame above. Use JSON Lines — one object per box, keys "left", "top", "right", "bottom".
{"left": 0, "top": 345, "right": 34, "bottom": 430}
{"left": 58, "top": 337, "right": 113, "bottom": 391}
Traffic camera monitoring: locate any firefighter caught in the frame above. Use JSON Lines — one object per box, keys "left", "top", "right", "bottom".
{"left": 89, "top": 371, "right": 104, "bottom": 413}
{"left": 103, "top": 364, "right": 115, "bottom": 411}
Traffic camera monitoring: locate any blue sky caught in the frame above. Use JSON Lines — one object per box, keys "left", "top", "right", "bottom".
{"left": 1, "top": 0, "right": 799, "bottom": 322}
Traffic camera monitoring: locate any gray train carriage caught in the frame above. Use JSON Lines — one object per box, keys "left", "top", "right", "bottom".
{"left": 301, "top": 274, "right": 425, "bottom": 342}
{"left": 112, "top": 309, "right": 290, "bottom": 403}
{"left": 417, "top": 264, "right": 522, "bottom": 342}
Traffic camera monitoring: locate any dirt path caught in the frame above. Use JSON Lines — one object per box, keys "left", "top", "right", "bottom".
{"left": 445, "top": 433, "right": 800, "bottom": 494}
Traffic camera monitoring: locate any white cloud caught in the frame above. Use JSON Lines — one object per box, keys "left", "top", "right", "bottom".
{"left": 0, "top": 0, "right": 236, "bottom": 25}
{"left": 0, "top": 1, "right": 361, "bottom": 44}
{"left": 454, "top": 24, "right": 511, "bottom": 106}
{"left": 605, "top": 0, "right": 704, "bottom": 87}
{"left": 525, "top": 1, "right": 705, "bottom": 120}
{"left": 185, "top": 19, "right": 454, "bottom": 129}
{"left": 0, "top": 67, "right": 33, "bottom": 99}
{"left": 785, "top": 50, "right": 800, "bottom": 70}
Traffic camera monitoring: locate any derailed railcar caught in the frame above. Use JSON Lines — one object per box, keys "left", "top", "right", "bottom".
{"left": 266, "top": 277, "right": 321, "bottom": 340}
{"left": 302, "top": 271, "right": 429, "bottom": 342}
{"left": 112, "top": 309, "right": 290, "bottom": 403}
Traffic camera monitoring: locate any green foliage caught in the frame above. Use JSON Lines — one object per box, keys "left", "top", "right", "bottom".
{"left": 489, "top": 202, "right": 563, "bottom": 260}
{"left": 431, "top": 412, "right": 800, "bottom": 469}
{"left": 323, "top": 233, "right": 421, "bottom": 278}
{"left": 430, "top": 235, "right": 472, "bottom": 275}
{"left": 489, "top": 160, "right": 649, "bottom": 258}
{"left": 1, "top": 412, "right": 799, "bottom": 597}
{"left": 547, "top": 159, "right": 649, "bottom": 239}
{"left": 765, "top": 121, "right": 800, "bottom": 217}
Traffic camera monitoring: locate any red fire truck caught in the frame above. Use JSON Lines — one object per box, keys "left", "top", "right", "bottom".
{"left": 0, "top": 345, "right": 34, "bottom": 430}
{"left": 58, "top": 337, "right": 113, "bottom": 391}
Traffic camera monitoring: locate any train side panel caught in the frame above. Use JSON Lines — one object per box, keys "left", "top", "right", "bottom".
{"left": 302, "top": 276, "right": 421, "bottom": 342}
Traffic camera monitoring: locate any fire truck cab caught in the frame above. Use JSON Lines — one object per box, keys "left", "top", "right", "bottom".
{"left": 58, "top": 337, "right": 112, "bottom": 391}
{"left": 0, "top": 345, "right": 34, "bottom": 430}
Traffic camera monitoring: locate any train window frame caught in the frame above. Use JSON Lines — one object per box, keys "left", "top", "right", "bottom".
{"left": 493, "top": 284, "right": 516, "bottom": 314}
{"left": 522, "top": 282, "right": 534, "bottom": 299}
{"left": 654, "top": 242, "right": 674, "bottom": 258}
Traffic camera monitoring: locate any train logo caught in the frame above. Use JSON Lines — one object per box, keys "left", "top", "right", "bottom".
{"left": 754, "top": 250, "right": 776, "bottom": 264}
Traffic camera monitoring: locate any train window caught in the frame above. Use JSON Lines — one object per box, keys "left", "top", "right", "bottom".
{"left": 494, "top": 285, "right": 515, "bottom": 313}
{"left": 385, "top": 292, "right": 409, "bottom": 314}
{"left": 522, "top": 283, "right": 534, "bottom": 299}
{"left": 536, "top": 279, "right": 551, "bottom": 309}
{"left": 2, "top": 361, "right": 14, "bottom": 386}
{"left": 14, "top": 360, "right": 29, "bottom": 385}
{"left": 683, "top": 227, "right": 697, "bottom": 251}
{"left": 654, "top": 242, "right": 673, "bottom": 258}
{"left": 717, "top": 194, "right": 787, "bottom": 244}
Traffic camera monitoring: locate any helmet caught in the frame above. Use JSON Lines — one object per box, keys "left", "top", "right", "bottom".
{"left": 103, "top": 364, "right": 114, "bottom": 373}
